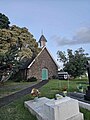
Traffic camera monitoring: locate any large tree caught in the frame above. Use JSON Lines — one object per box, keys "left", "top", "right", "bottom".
{"left": 57, "top": 48, "right": 88, "bottom": 78}
{"left": 0, "top": 25, "right": 40, "bottom": 59}
{"left": 0, "top": 13, "right": 10, "bottom": 29}
{"left": 0, "top": 25, "right": 40, "bottom": 82}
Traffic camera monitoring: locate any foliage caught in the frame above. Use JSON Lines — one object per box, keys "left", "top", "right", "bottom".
{"left": 0, "top": 13, "right": 41, "bottom": 82}
{"left": 57, "top": 48, "right": 88, "bottom": 78}
{"left": 27, "top": 77, "right": 37, "bottom": 82}
{"left": 0, "top": 25, "right": 40, "bottom": 58}
{"left": 0, "top": 13, "right": 10, "bottom": 29}
{"left": 52, "top": 75, "right": 58, "bottom": 79}
{"left": 0, "top": 25, "right": 40, "bottom": 82}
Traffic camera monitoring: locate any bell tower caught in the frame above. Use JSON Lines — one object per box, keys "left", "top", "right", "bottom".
{"left": 38, "top": 34, "right": 47, "bottom": 48}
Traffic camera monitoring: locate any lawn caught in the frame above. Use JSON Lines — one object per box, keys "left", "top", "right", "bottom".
{"left": 0, "top": 81, "right": 38, "bottom": 98}
{"left": 0, "top": 79, "right": 90, "bottom": 120}
{"left": 39, "top": 78, "right": 88, "bottom": 98}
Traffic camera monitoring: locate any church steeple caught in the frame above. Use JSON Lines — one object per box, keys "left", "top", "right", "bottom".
{"left": 38, "top": 34, "right": 47, "bottom": 48}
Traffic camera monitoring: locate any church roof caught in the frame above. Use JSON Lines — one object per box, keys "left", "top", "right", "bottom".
{"left": 38, "top": 35, "right": 47, "bottom": 43}
{"left": 20, "top": 46, "right": 59, "bottom": 70}
{"left": 28, "top": 46, "right": 59, "bottom": 68}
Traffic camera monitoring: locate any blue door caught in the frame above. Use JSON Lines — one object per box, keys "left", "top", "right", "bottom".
{"left": 42, "top": 68, "right": 48, "bottom": 80}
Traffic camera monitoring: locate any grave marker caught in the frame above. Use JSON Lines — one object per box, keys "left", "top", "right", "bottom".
{"left": 84, "top": 60, "right": 90, "bottom": 101}
{"left": 25, "top": 97, "right": 83, "bottom": 120}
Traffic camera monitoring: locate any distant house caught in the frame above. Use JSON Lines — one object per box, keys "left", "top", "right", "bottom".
{"left": 17, "top": 35, "right": 58, "bottom": 81}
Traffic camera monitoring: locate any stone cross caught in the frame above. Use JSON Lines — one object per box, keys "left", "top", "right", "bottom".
{"left": 86, "top": 60, "right": 90, "bottom": 85}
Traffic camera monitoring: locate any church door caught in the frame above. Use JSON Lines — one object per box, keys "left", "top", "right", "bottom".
{"left": 42, "top": 68, "right": 48, "bottom": 80}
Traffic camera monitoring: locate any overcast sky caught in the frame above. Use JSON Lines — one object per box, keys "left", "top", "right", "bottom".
{"left": 0, "top": 0, "right": 90, "bottom": 67}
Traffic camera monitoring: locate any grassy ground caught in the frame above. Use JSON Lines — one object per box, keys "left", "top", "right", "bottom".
{"left": 0, "top": 79, "right": 90, "bottom": 120}
{"left": 0, "top": 95, "right": 37, "bottom": 120}
{"left": 39, "top": 78, "right": 88, "bottom": 98}
{"left": 0, "top": 81, "right": 38, "bottom": 98}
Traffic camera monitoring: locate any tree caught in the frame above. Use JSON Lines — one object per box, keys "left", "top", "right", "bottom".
{"left": 57, "top": 48, "right": 88, "bottom": 78}
{"left": 0, "top": 25, "right": 40, "bottom": 59}
{"left": 0, "top": 25, "right": 41, "bottom": 82}
{"left": 0, "top": 44, "right": 19, "bottom": 83}
{"left": 0, "top": 13, "right": 10, "bottom": 29}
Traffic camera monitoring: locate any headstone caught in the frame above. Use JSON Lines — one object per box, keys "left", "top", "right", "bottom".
{"left": 86, "top": 60, "right": 90, "bottom": 84}
{"left": 24, "top": 97, "right": 83, "bottom": 120}
{"left": 84, "top": 60, "right": 90, "bottom": 101}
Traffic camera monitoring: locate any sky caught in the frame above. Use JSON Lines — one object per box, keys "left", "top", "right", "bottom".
{"left": 0, "top": 0, "right": 90, "bottom": 68}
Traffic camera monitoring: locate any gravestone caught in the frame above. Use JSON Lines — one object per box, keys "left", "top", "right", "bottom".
{"left": 84, "top": 60, "right": 90, "bottom": 101}
{"left": 24, "top": 97, "right": 83, "bottom": 120}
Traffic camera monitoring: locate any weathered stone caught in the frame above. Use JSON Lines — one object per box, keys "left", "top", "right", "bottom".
{"left": 27, "top": 47, "right": 58, "bottom": 81}
{"left": 25, "top": 97, "right": 84, "bottom": 120}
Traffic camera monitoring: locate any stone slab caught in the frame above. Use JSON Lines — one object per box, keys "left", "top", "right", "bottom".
{"left": 79, "top": 101, "right": 90, "bottom": 111}
{"left": 43, "top": 97, "right": 83, "bottom": 120}
{"left": 24, "top": 97, "right": 84, "bottom": 120}
{"left": 67, "top": 113, "right": 83, "bottom": 120}
{"left": 24, "top": 97, "right": 51, "bottom": 120}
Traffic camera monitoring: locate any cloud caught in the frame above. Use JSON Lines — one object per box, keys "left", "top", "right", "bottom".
{"left": 52, "top": 27, "right": 90, "bottom": 46}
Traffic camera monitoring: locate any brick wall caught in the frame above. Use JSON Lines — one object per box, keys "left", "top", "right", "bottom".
{"left": 27, "top": 47, "right": 58, "bottom": 81}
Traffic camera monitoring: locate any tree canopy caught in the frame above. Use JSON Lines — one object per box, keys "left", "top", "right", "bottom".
{"left": 0, "top": 25, "right": 40, "bottom": 82}
{"left": 57, "top": 48, "right": 89, "bottom": 78}
{"left": 0, "top": 13, "right": 10, "bottom": 29}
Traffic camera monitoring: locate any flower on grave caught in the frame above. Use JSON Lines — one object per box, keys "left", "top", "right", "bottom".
{"left": 62, "top": 86, "right": 67, "bottom": 91}
{"left": 31, "top": 88, "right": 40, "bottom": 97}
{"left": 62, "top": 87, "right": 67, "bottom": 97}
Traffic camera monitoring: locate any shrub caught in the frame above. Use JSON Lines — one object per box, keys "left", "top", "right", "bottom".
{"left": 13, "top": 77, "right": 22, "bottom": 82}
{"left": 52, "top": 75, "right": 58, "bottom": 79}
{"left": 27, "top": 77, "right": 37, "bottom": 82}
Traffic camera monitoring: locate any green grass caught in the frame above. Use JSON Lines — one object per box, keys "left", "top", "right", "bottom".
{"left": 80, "top": 108, "right": 90, "bottom": 120}
{"left": 0, "top": 81, "right": 38, "bottom": 98}
{"left": 0, "top": 79, "right": 90, "bottom": 120}
{"left": 39, "top": 79, "right": 88, "bottom": 97}
{"left": 0, "top": 95, "right": 37, "bottom": 120}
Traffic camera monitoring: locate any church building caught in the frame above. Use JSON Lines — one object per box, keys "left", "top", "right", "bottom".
{"left": 19, "top": 35, "right": 58, "bottom": 81}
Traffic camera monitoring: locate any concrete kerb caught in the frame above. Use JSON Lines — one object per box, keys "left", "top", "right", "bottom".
{"left": 67, "top": 92, "right": 90, "bottom": 111}
{"left": 78, "top": 100, "right": 90, "bottom": 111}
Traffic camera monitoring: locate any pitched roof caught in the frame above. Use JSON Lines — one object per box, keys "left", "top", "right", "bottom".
{"left": 28, "top": 46, "right": 59, "bottom": 68}
{"left": 19, "top": 57, "right": 35, "bottom": 70}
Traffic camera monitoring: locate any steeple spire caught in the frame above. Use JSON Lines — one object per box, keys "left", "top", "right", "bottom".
{"left": 41, "top": 29, "right": 43, "bottom": 35}
{"left": 38, "top": 32, "right": 47, "bottom": 48}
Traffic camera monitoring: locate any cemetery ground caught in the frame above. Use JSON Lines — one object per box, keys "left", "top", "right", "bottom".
{"left": 0, "top": 81, "right": 38, "bottom": 98}
{"left": 0, "top": 79, "right": 90, "bottom": 120}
